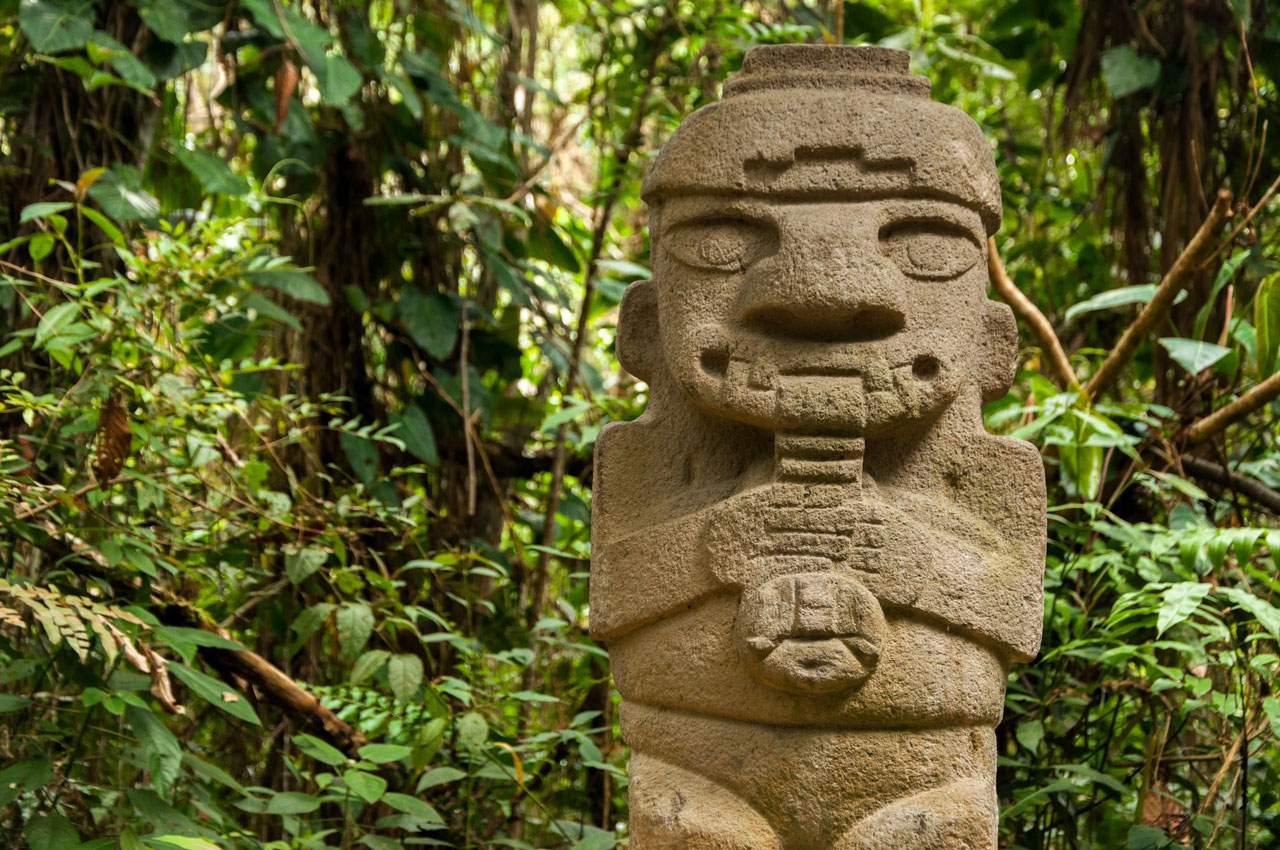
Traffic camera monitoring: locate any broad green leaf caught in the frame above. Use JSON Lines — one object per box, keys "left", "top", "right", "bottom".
{"left": 317, "top": 53, "right": 363, "bottom": 105}
{"left": 183, "top": 752, "right": 246, "bottom": 794}
{"left": 343, "top": 768, "right": 387, "bottom": 804}
{"left": 1158, "top": 338, "right": 1231, "bottom": 375}
{"left": 19, "top": 201, "right": 73, "bottom": 223}
{"left": 136, "top": 0, "right": 193, "bottom": 42}
{"left": 387, "top": 653, "right": 423, "bottom": 702}
{"left": 1063, "top": 284, "right": 1187, "bottom": 323}
{"left": 1217, "top": 586, "right": 1280, "bottom": 640}
{"left": 1100, "top": 46, "right": 1161, "bottom": 98}
{"left": 169, "top": 662, "right": 261, "bottom": 725}
{"left": 152, "top": 626, "right": 246, "bottom": 656}
{"left": 240, "top": 293, "right": 301, "bottom": 330}
{"left": 1014, "top": 719, "right": 1043, "bottom": 752}
{"left": 351, "top": 649, "right": 390, "bottom": 685}
{"left": 88, "top": 31, "right": 157, "bottom": 90}
{"left": 170, "top": 145, "right": 250, "bottom": 195}
{"left": 399, "top": 287, "right": 459, "bottom": 360}
{"left": 29, "top": 231, "right": 55, "bottom": 262}
{"left": 0, "top": 694, "right": 32, "bottom": 712}
{"left": 285, "top": 546, "right": 327, "bottom": 584}
{"left": 0, "top": 759, "right": 53, "bottom": 806}
{"left": 391, "top": 405, "right": 437, "bottom": 464}
{"left": 1194, "top": 249, "right": 1250, "bottom": 340}
{"left": 294, "top": 733, "right": 348, "bottom": 766}
{"left": 23, "top": 812, "right": 79, "bottom": 850}
{"left": 356, "top": 838, "right": 404, "bottom": 850}
{"left": 567, "top": 829, "right": 616, "bottom": 850}
{"left": 1264, "top": 696, "right": 1280, "bottom": 739}
{"left": 357, "top": 743, "right": 412, "bottom": 764}
{"left": 147, "top": 839, "right": 221, "bottom": 850}
{"left": 336, "top": 602, "right": 374, "bottom": 658}
{"left": 382, "top": 792, "right": 443, "bottom": 822}
{"left": 87, "top": 167, "right": 160, "bottom": 221}
{"left": 126, "top": 705, "right": 182, "bottom": 795}
{"left": 456, "top": 711, "right": 488, "bottom": 750}
{"left": 243, "top": 268, "right": 330, "bottom": 305}
{"left": 1128, "top": 825, "right": 1171, "bottom": 850}
{"left": 1254, "top": 272, "right": 1280, "bottom": 375}
{"left": 416, "top": 766, "right": 467, "bottom": 791}
{"left": 19, "top": 0, "right": 93, "bottom": 53}
{"left": 340, "top": 432, "right": 378, "bottom": 486}
{"left": 264, "top": 791, "right": 321, "bottom": 814}
{"left": 1156, "top": 583, "right": 1211, "bottom": 636}
{"left": 34, "top": 301, "right": 79, "bottom": 348}
{"left": 80, "top": 205, "right": 124, "bottom": 244}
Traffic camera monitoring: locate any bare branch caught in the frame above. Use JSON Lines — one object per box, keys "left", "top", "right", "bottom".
{"left": 1183, "top": 369, "right": 1280, "bottom": 445}
{"left": 987, "top": 238, "right": 1079, "bottom": 392}
{"left": 160, "top": 600, "right": 370, "bottom": 755}
{"left": 1177, "top": 456, "right": 1280, "bottom": 514}
{"left": 1085, "top": 190, "right": 1234, "bottom": 399}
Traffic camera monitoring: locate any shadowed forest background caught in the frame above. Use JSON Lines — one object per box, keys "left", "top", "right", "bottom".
{"left": 2, "top": 0, "right": 1280, "bottom": 848}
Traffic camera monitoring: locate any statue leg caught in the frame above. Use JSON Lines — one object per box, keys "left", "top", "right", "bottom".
{"left": 834, "top": 778, "right": 996, "bottom": 850}
{"left": 627, "top": 751, "right": 783, "bottom": 850}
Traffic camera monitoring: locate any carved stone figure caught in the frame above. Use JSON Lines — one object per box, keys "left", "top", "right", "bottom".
{"left": 590, "top": 45, "right": 1046, "bottom": 849}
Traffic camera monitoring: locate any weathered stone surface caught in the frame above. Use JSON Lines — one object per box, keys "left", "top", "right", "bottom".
{"left": 590, "top": 44, "right": 1046, "bottom": 850}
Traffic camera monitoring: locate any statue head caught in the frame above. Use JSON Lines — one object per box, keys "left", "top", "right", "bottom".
{"left": 619, "top": 45, "right": 1017, "bottom": 437}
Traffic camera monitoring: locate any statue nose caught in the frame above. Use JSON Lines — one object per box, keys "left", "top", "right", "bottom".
{"left": 740, "top": 242, "right": 906, "bottom": 343}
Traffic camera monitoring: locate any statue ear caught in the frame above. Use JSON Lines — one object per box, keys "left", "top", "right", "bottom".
{"left": 617, "top": 279, "right": 660, "bottom": 382}
{"left": 978, "top": 301, "right": 1018, "bottom": 404}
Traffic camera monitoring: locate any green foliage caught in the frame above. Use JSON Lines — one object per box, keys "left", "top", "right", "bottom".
{"left": 1, "top": 1, "right": 1279, "bottom": 849}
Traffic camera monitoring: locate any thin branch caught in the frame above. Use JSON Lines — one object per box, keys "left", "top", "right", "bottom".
{"left": 42, "top": 524, "right": 370, "bottom": 754}
{"left": 1085, "top": 190, "right": 1234, "bottom": 399}
{"left": 158, "top": 598, "right": 369, "bottom": 755}
{"left": 1182, "top": 369, "right": 1280, "bottom": 445}
{"left": 1177, "top": 456, "right": 1280, "bottom": 514}
{"left": 1206, "top": 171, "right": 1280, "bottom": 267}
{"left": 988, "top": 237, "right": 1079, "bottom": 392}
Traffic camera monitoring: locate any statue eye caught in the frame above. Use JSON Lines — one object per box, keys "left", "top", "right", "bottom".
{"left": 665, "top": 219, "right": 775, "bottom": 272}
{"left": 879, "top": 220, "right": 982, "bottom": 280}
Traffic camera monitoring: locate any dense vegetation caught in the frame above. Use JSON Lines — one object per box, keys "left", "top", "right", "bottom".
{"left": 2, "top": 0, "right": 1280, "bottom": 848}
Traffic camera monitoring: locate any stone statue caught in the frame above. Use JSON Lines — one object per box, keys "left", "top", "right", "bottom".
{"left": 590, "top": 45, "right": 1046, "bottom": 849}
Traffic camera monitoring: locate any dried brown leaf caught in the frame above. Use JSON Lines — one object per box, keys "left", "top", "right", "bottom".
{"left": 275, "top": 59, "right": 300, "bottom": 133}
{"left": 93, "top": 398, "right": 130, "bottom": 483}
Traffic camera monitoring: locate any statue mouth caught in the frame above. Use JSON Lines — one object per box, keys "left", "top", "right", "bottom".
{"left": 682, "top": 321, "right": 956, "bottom": 432}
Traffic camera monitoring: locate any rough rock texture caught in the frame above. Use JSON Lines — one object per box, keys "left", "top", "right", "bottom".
{"left": 590, "top": 44, "right": 1046, "bottom": 850}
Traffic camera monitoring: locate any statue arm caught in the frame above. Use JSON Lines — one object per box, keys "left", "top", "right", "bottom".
{"left": 589, "top": 508, "right": 724, "bottom": 643}
{"left": 859, "top": 441, "right": 1046, "bottom": 661}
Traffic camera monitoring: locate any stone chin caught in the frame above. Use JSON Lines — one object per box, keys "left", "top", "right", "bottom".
{"left": 671, "top": 323, "right": 964, "bottom": 436}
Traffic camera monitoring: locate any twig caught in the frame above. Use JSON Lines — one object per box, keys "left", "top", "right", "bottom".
{"left": 1206, "top": 172, "right": 1280, "bottom": 267}
{"left": 13, "top": 477, "right": 125, "bottom": 521}
{"left": 1182, "top": 369, "right": 1280, "bottom": 445}
{"left": 460, "top": 295, "right": 476, "bottom": 516}
{"left": 1085, "top": 190, "right": 1234, "bottom": 399}
{"left": 1177, "top": 456, "right": 1280, "bottom": 514}
{"left": 987, "top": 238, "right": 1079, "bottom": 392}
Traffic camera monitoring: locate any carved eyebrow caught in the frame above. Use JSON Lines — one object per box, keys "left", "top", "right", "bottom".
{"left": 877, "top": 200, "right": 983, "bottom": 236}
{"left": 659, "top": 195, "right": 779, "bottom": 226}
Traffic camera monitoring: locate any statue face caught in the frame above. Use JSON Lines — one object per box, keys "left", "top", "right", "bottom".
{"left": 651, "top": 196, "right": 989, "bottom": 434}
